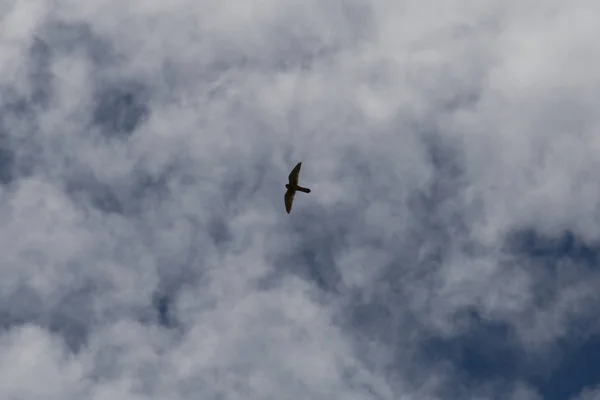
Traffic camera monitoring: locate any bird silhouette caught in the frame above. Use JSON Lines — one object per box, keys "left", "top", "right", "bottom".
{"left": 284, "top": 162, "right": 311, "bottom": 213}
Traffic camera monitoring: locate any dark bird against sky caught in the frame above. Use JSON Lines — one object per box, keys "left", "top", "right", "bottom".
{"left": 284, "top": 162, "right": 311, "bottom": 214}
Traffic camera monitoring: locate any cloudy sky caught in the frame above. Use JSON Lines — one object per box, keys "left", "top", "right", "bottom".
{"left": 2, "top": 0, "right": 600, "bottom": 399}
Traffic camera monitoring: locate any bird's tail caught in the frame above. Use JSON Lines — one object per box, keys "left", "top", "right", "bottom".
{"left": 297, "top": 186, "right": 311, "bottom": 193}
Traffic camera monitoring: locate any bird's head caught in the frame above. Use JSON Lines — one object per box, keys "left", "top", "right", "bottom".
{"left": 285, "top": 184, "right": 290, "bottom": 189}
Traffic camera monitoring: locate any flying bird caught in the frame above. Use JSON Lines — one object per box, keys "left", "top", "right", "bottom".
{"left": 284, "top": 162, "right": 311, "bottom": 214}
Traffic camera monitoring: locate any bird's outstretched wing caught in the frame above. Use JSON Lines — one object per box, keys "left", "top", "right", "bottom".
{"left": 284, "top": 188, "right": 295, "bottom": 214}
{"left": 288, "top": 162, "right": 302, "bottom": 185}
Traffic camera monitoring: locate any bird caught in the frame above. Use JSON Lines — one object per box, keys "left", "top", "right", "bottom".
{"left": 284, "top": 162, "right": 311, "bottom": 213}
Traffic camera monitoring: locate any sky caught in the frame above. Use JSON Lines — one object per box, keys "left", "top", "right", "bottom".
{"left": 1, "top": 0, "right": 600, "bottom": 399}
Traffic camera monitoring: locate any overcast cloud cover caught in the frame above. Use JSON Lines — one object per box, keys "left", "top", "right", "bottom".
{"left": 2, "top": 0, "right": 600, "bottom": 399}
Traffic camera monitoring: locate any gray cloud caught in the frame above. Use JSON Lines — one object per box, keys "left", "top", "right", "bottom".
{"left": 2, "top": 0, "right": 600, "bottom": 399}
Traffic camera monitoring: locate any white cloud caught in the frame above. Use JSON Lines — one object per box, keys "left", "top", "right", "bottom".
{"left": 2, "top": 0, "right": 600, "bottom": 398}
